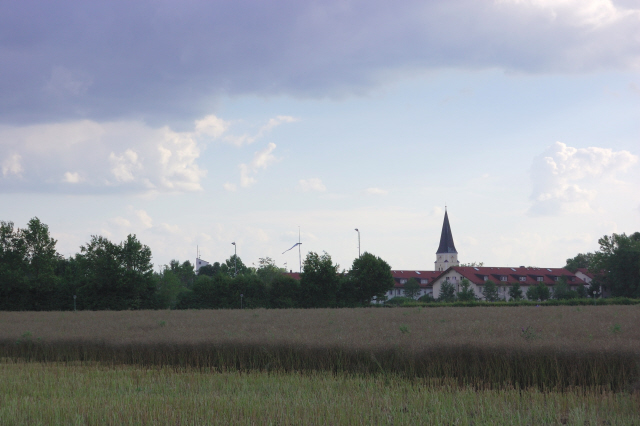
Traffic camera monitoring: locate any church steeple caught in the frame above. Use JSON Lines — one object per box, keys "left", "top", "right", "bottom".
{"left": 434, "top": 208, "right": 459, "bottom": 271}
{"left": 436, "top": 209, "right": 457, "bottom": 254}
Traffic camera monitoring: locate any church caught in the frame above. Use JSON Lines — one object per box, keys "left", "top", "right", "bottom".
{"left": 386, "top": 210, "right": 593, "bottom": 301}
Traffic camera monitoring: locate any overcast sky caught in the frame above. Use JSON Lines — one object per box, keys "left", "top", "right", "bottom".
{"left": 1, "top": 0, "right": 638, "bottom": 271}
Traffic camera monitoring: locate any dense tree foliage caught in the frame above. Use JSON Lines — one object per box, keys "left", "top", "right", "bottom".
{"left": 508, "top": 283, "right": 524, "bottom": 301}
{"left": 482, "top": 280, "right": 499, "bottom": 302}
{"left": 438, "top": 282, "right": 456, "bottom": 302}
{"left": 2, "top": 218, "right": 637, "bottom": 310}
{"left": 564, "top": 252, "right": 595, "bottom": 273}
{"left": 300, "top": 252, "right": 340, "bottom": 308}
{"left": 344, "top": 252, "right": 395, "bottom": 304}
{"left": 552, "top": 276, "right": 578, "bottom": 300}
{"left": 403, "top": 278, "right": 421, "bottom": 300}
{"left": 457, "top": 279, "right": 476, "bottom": 302}
{"left": 591, "top": 232, "right": 640, "bottom": 298}
{"left": 526, "top": 283, "right": 550, "bottom": 301}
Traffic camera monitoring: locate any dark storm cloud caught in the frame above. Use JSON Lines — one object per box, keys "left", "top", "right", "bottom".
{"left": 1, "top": 0, "right": 638, "bottom": 125}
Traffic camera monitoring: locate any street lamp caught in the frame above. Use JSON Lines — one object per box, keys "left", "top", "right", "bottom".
{"left": 232, "top": 242, "right": 237, "bottom": 276}
{"left": 240, "top": 293, "right": 244, "bottom": 309}
{"left": 354, "top": 228, "right": 360, "bottom": 257}
{"left": 73, "top": 295, "right": 77, "bottom": 312}
{"left": 593, "top": 290, "right": 597, "bottom": 306}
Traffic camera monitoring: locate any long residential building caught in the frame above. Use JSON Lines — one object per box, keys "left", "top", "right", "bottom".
{"left": 385, "top": 209, "right": 591, "bottom": 301}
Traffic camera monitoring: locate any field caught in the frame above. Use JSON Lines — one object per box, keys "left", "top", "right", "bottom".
{"left": 1, "top": 361, "right": 639, "bottom": 425}
{"left": 1, "top": 306, "right": 639, "bottom": 424}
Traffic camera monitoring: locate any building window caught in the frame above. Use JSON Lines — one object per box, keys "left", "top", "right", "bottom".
{"left": 483, "top": 276, "right": 488, "bottom": 281}
{"left": 537, "top": 277, "right": 543, "bottom": 282}
{"left": 400, "top": 279, "right": 407, "bottom": 284}
{"left": 519, "top": 276, "right": 526, "bottom": 282}
{"left": 500, "top": 276, "right": 507, "bottom": 281}
{"left": 421, "top": 279, "right": 428, "bottom": 284}
{"left": 554, "top": 276, "right": 559, "bottom": 281}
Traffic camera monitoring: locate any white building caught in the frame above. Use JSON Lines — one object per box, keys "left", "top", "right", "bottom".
{"left": 386, "top": 210, "right": 590, "bottom": 301}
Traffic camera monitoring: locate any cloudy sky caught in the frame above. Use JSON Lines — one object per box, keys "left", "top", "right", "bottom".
{"left": 1, "top": 0, "right": 638, "bottom": 271}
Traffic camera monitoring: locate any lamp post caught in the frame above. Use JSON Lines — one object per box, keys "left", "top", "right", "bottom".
{"left": 354, "top": 228, "right": 360, "bottom": 257}
{"left": 593, "top": 290, "right": 597, "bottom": 306}
{"left": 73, "top": 295, "right": 76, "bottom": 312}
{"left": 232, "top": 242, "right": 237, "bottom": 276}
{"left": 240, "top": 293, "right": 244, "bottom": 309}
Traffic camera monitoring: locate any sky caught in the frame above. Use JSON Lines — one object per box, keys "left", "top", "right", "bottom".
{"left": 1, "top": 0, "right": 639, "bottom": 272}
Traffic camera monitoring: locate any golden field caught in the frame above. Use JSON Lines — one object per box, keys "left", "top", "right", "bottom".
{"left": 1, "top": 306, "right": 639, "bottom": 390}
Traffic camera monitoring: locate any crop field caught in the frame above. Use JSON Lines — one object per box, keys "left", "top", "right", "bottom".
{"left": 1, "top": 306, "right": 639, "bottom": 424}
{"left": 1, "top": 306, "right": 639, "bottom": 391}
{"left": 1, "top": 361, "right": 639, "bottom": 425}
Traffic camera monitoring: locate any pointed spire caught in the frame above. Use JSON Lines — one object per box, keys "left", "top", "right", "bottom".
{"left": 436, "top": 209, "right": 457, "bottom": 254}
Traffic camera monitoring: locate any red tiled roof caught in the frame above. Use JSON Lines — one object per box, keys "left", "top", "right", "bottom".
{"left": 283, "top": 272, "right": 301, "bottom": 280}
{"left": 391, "top": 270, "right": 440, "bottom": 288}
{"left": 285, "top": 266, "right": 589, "bottom": 288}
{"left": 450, "top": 266, "right": 585, "bottom": 286}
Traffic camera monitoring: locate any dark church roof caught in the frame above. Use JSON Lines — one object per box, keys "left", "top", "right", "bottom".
{"left": 436, "top": 210, "right": 457, "bottom": 254}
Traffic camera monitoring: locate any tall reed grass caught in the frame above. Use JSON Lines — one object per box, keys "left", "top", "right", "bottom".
{"left": 1, "top": 306, "right": 639, "bottom": 391}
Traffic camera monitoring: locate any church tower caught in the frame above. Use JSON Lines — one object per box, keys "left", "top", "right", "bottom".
{"left": 435, "top": 209, "right": 459, "bottom": 271}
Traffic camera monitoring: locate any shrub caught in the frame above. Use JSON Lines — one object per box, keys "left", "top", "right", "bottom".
{"left": 438, "top": 282, "right": 456, "bottom": 303}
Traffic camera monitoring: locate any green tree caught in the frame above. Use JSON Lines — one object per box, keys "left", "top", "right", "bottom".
{"left": 508, "top": 282, "right": 524, "bottom": 301}
{"left": 457, "top": 278, "right": 476, "bottom": 302}
{"left": 154, "top": 268, "right": 182, "bottom": 309}
{"left": 482, "top": 280, "right": 499, "bottom": 302}
{"left": 588, "top": 281, "right": 601, "bottom": 299}
{"left": 438, "top": 281, "right": 456, "bottom": 302}
{"left": 403, "top": 278, "right": 421, "bottom": 300}
{"left": 300, "top": 252, "right": 340, "bottom": 308}
{"left": 21, "top": 217, "right": 59, "bottom": 285}
{"left": 198, "top": 262, "right": 221, "bottom": 277}
{"left": 552, "top": 276, "right": 577, "bottom": 300}
{"left": 564, "top": 252, "right": 595, "bottom": 273}
{"left": 225, "top": 254, "right": 250, "bottom": 277}
{"left": 268, "top": 274, "right": 300, "bottom": 308}
{"left": 591, "top": 232, "right": 640, "bottom": 298}
{"left": 526, "top": 282, "right": 550, "bottom": 301}
{"left": 576, "top": 284, "right": 587, "bottom": 298}
{"left": 75, "top": 234, "right": 156, "bottom": 310}
{"left": 168, "top": 260, "right": 196, "bottom": 288}
{"left": 346, "top": 252, "right": 395, "bottom": 305}
{"left": 256, "top": 257, "right": 285, "bottom": 286}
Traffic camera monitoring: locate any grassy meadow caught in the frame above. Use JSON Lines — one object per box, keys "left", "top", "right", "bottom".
{"left": 1, "top": 360, "right": 639, "bottom": 425}
{"left": 1, "top": 306, "right": 639, "bottom": 390}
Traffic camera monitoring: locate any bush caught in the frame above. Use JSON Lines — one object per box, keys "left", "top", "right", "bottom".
{"left": 384, "top": 297, "right": 416, "bottom": 306}
{"left": 418, "top": 293, "right": 436, "bottom": 303}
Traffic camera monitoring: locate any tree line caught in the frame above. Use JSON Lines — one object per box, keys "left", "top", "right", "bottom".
{"left": 1, "top": 217, "right": 638, "bottom": 310}
{"left": 0, "top": 218, "right": 395, "bottom": 311}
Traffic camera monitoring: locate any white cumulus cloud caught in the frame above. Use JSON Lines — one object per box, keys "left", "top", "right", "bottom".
{"left": 135, "top": 210, "right": 153, "bottom": 229}
{"left": 224, "top": 116, "right": 298, "bottom": 146}
{"left": 238, "top": 143, "right": 278, "bottom": 188}
{"left": 298, "top": 178, "right": 327, "bottom": 192}
{"left": 2, "top": 153, "right": 23, "bottom": 177}
{"left": 529, "top": 141, "right": 638, "bottom": 215}
{"left": 366, "top": 187, "right": 388, "bottom": 195}
{"left": 62, "top": 171, "right": 82, "bottom": 183}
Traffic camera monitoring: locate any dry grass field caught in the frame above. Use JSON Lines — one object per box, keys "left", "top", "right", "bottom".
{"left": 1, "top": 306, "right": 639, "bottom": 390}
{"left": 1, "top": 360, "right": 639, "bottom": 425}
